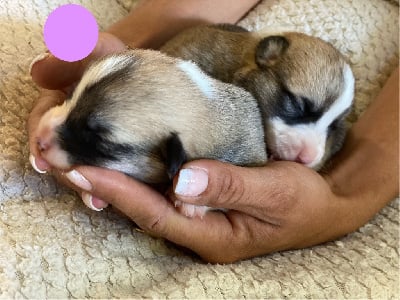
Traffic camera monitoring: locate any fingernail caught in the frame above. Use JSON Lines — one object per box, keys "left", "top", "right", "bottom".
{"left": 29, "top": 153, "right": 47, "bottom": 174}
{"left": 65, "top": 169, "right": 92, "bottom": 191}
{"left": 175, "top": 168, "right": 208, "bottom": 197}
{"left": 28, "top": 52, "right": 51, "bottom": 75}
{"left": 81, "top": 192, "right": 103, "bottom": 211}
{"left": 91, "top": 196, "right": 109, "bottom": 210}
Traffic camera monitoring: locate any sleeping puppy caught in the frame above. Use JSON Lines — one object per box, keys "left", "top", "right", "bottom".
{"left": 35, "top": 49, "right": 267, "bottom": 195}
{"left": 161, "top": 24, "right": 355, "bottom": 170}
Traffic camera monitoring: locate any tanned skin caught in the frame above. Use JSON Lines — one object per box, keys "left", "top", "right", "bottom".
{"left": 28, "top": 0, "right": 398, "bottom": 263}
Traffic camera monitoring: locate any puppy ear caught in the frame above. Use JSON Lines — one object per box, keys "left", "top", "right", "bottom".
{"left": 255, "top": 36, "right": 289, "bottom": 68}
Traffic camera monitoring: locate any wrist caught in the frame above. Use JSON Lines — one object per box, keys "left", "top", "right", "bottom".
{"left": 322, "top": 141, "right": 395, "bottom": 234}
{"left": 105, "top": 0, "right": 260, "bottom": 49}
{"left": 105, "top": 1, "right": 210, "bottom": 49}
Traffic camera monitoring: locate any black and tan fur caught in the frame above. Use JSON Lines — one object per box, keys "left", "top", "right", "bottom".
{"left": 35, "top": 49, "right": 267, "bottom": 186}
{"left": 161, "top": 24, "right": 355, "bottom": 170}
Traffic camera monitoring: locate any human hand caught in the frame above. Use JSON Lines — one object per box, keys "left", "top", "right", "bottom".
{"left": 61, "top": 159, "right": 355, "bottom": 263}
{"left": 27, "top": 32, "right": 127, "bottom": 197}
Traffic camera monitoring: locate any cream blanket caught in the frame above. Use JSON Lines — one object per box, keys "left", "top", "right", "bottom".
{"left": 0, "top": 0, "right": 398, "bottom": 298}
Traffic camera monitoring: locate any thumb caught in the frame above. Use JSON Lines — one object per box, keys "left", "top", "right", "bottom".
{"left": 172, "top": 159, "right": 259, "bottom": 212}
{"left": 30, "top": 32, "right": 126, "bottom": 90}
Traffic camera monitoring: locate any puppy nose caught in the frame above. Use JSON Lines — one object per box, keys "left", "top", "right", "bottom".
{"left": 36, "top": 126, "right": 55, "bottom": 153}
{"left": 295, "top": 147, "right": 317, "bottom": 165}
{"left": 36, "top": 137, "right": 50, "bottom": 152}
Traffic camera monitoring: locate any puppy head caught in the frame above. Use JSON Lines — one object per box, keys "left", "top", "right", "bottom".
{"left": 35, "top": 51, "right": 178, "bottom": 184}
{"left": 234, "top": 32, "right": 354, "bottom": 169}
{"left": 36, "top": 53, "right": 128, "bottom": 164}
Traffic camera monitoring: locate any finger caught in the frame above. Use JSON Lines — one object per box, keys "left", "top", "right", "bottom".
{"left": 30, "top": 32, "right": 126, "bottom": 89}
{"left": 30, "top": 54, "right": 83, "bottom": 90}
{"left": 171, "top": 159, "right": 308, "bottom": 221}
{"left": 27, "top": 89, "right": 66, "bottom": 172}
{"left": 68, "top": 166, "right": 246, "bottom": 262}
{"left": 45, "top": 169, "right": 108, "bottom": 211}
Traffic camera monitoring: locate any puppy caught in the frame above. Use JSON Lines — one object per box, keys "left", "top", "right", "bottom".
{"left": 35, "top": 49, "right": 267, "bottom": 201}
{"left": 161, "top": 24, "right": 355, "bottom": 170}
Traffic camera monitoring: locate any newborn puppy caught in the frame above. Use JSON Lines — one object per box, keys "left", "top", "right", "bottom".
{"left": 161, "top": 24, "right": 355, "bottom": 170}
{"left": 35, "top": 49, "right": 267, "bottom": 206}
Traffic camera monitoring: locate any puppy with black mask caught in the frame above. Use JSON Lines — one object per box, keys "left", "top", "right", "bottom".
{"left": 35, "top": 49, "right": 267, "bottom": 193}
{"left": 161, "top": 24, "right": 355, "bottom": 170}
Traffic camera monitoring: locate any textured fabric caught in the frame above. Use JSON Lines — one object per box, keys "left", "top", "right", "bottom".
{"left": 0, "top": 0, "right": 398, "bottom": 298}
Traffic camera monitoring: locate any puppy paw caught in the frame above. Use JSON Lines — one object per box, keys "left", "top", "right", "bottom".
{"left": 174, "top": 201, "right": 210, "bottom": 219}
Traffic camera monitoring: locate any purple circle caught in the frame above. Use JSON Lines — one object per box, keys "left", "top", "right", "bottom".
{"left": 44, "top": 4, "right": 98, "bottom": 62}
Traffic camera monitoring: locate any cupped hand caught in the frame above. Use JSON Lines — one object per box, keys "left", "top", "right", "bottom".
{"left": 30, "top": 32, "right": 127, "bottom": 90}
{"left": 61, "top": 159, "right": 355, "bottom": 263}
{"left": 27, "top": 32, "right": 358, "bottom": 263}
{"left": 28, "top": 32, "right": 127, "bottom": 194}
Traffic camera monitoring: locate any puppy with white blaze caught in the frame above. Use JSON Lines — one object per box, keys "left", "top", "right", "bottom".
{"left": 161, "top": 24, "right": 355, "bottom": 170}
{"left": 35, "top": 49, "right": 267, "bottom": 217}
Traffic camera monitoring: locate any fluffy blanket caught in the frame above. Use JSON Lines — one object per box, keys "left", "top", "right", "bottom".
{"left": 0, "top": 0, "right": 398, "bottom": 298}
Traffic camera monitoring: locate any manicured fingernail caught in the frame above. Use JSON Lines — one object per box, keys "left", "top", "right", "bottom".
{"left": 28, "top": 52, "right": 51, "bottom": 75}
{"left": 91, "top": 196, "right": 109, "bottom": 210}
{"left": 29, "top": 153, "right": 47, "bottom": 174}
{"left": 81, "top": 192, "right": 103, "bottom": 211}
{"left": 175, "top": 168, "right": 208, "bottom": 197}
{"left": 65, "top": 169, "right": 92, "bottom": 191}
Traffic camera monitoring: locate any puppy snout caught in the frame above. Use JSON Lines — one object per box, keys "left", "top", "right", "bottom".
{"left": 295, "top": 146, "right": 318, "bottom": 165}
{"left": 36, "top": 136, "right": 50, "bottom": 152}
{"left": 35, "top": 127, "right": 71, "bottom": 169}
{"left": 35, "top": 123, "right": 56, "bottom": 152}
{"left": 295, "top": 139, "right": 325, "bottom": 168}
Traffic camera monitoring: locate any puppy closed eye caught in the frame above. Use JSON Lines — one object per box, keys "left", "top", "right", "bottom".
{"left": 282, "top": 92, "right": 304, "bottom": 115}
{"left": 280, "top": 91, "right": 321, "bottom": 124}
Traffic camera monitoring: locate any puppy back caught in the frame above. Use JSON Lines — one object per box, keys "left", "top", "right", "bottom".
{"left": 66, "top": 49, "right": 267, "bottom": 182}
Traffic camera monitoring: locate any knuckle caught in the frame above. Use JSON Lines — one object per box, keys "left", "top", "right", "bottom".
{"left": 213, "top": 167, "right": 246, "bottom": 207}
{"left": 136, "top": 213, "right": 166, "bottom": 237}
{"left": 133, "top": 204, "right": 173, "bottom": 238}
{"left": 264, "top": 165, "right": 301, "bottom": 216}
{"left": 268, "top": 184, "right": 297, "bottom": 214}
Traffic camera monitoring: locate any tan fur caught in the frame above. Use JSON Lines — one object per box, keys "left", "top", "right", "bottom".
{"left": 261, "top": 32, "right": 345, "bottom": 107}
{"left": 99, "top": 50, "right": 265, "bottom": 162}
{"left": 37, "top": 49, "right": 267, "bottom": 184}
{"left": 162, "top": 27, "right": 258, "bottom": 83}
{"left": 162, "top": 25, "right": 346, "bottom": 110}
{"left": 161, "top": 24, "right": 354, "bottom": 169}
